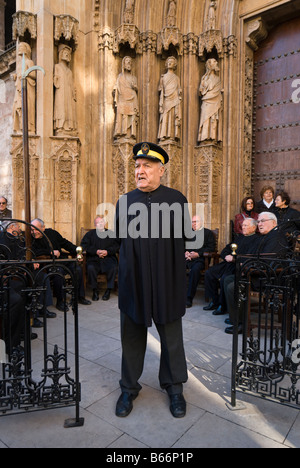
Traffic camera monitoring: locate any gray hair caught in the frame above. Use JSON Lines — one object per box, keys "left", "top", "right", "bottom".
{"left": 258, "top": 212, "right": 277, "bottom": 224}
{"left": 31, "top": 218, "right": 45, "bottom": 228}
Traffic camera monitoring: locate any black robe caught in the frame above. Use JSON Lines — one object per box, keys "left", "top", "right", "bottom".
{"left": 116, "top": 185, "right": 191, "bottom": 327}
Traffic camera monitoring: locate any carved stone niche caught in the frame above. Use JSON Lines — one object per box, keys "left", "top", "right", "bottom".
{"left": 10, "top": 134, "right": 40, "bottom": 219}
{"left": 50, "top": 136, "right": 80, "bottom": 241}
{"left": 112, "top": 142, "right": 136, "bottom": 202}
{"left": 157, "top": 27, "right": 183, "bottom": 56}
{"left": 194, "top": 143, "right": 223, "bottom": 229}
{"left": 198, "top": 29, "right": 223, "bottom": 59}
{"left": 54, "top": 14, "right": 79, "bottom": 47}
{"left": 113, "top": 24, "right": 142, "bottom": 54}
{"left": 12, "top": 11, "right": 37, "bottom": 41}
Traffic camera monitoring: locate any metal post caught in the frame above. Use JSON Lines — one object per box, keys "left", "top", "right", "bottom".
{"left": 21, "top": 54, "right": 45, "bottom": 260}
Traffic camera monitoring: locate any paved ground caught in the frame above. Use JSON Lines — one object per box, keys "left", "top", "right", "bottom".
{"left": 0, "top": 287, "right": 299, "bottom": 449}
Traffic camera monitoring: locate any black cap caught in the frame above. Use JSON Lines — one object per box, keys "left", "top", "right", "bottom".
{"left": 133, "top": 142, "right": 169, "bottom": 165}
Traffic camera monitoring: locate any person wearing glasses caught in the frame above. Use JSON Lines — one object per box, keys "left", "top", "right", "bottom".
{"left": 0, "top": 197, "right": 12, "bottom": 219}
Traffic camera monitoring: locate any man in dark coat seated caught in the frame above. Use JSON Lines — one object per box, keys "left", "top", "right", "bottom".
{"left": 31, "top": 219, "right": 91, "bottom": 311}
{"left": 185, "top": 215, "right": 215, "bottom": 308}
{"left": 203, "top": 218, "right": 260, "bottom": 315}
{"left": 80, "top": 216, "right": 119, "bottom": 301}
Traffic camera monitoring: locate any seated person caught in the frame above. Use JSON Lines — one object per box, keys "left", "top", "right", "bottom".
{"left": 256, "top": 185, "right": 276, "bottom": 214}
{"left": 223, "top": 211, "right": 289, "bottom": 334}
{"left": 185, "top": 215, "right": 215, "bottom": 308}
{"left": 275, "top": 191, "right": 300, "bottom": 241}
{"left": 0, "top": 221, "right": 54, "bottom": 328}
{"left": 81, "top": 216, "right": 119, "bottom": 301}
{"left": 0, "top": 196, "right": 12, "bottom": 220}
{"left": 234, "top": 196, "right": 258, "bottom": 236}
{"left": 31, "top": 218, "right": 91, "bottom": 311}
{"left": 204, "top": 218, "right": 260, "bottom": 315}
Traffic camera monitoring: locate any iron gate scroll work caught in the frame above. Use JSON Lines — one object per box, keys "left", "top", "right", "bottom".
{"left": 0, "top": 220, "right": 84, "bottom": 427}
{"left": 231, "top": 222, "right": 300, "bottom": 410}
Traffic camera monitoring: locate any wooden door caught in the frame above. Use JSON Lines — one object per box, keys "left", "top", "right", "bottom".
{"left": 252, "top": 16, "right": 300, "bottom": 211}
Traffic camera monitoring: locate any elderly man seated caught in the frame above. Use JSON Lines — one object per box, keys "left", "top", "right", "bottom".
{"left": 185, "top": 215, "right": 215, "bottom": 308}
{"left": 223, "top": 211, "right": 289, "bottom": 334}
{"left": 81, "top": 216, "right": 119, "bottom": 301}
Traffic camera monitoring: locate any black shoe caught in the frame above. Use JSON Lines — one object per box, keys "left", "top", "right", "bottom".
{"left": 79, "top": 297, "right": 92, "bottom": 305}
{"left": 38, "top": 309, "right": 57, "bottom": 319}
{"left": 115, "top": 392, "right": 137, "bottom": 418}
{"left": 92, "top": 289, "right": 99, "bottom": 301}
{"left": 212, "top": 305, "right": 226, "bottom": 315}
{"left": 169, "top": 393, "right": 186, "bottom": 418}
{"left": 56, "top": 301, "right": 69, "bottom": 312}
{"left": 186, "top": 299, "right": 192, "bottom": 308}
{"left": 32, "top": 317, "right": 44, "bottom": 328}
{"left": 102, "top": 289, "right": 111, "bottom": 301}
{"left": 224, "top": 318, "right": 233, "bottom": 325}
{"left": 203, "top": 301, "right": 218, "bottom": 311}
{"left": 225, "top": 325, "right": 243, "bottom": 334}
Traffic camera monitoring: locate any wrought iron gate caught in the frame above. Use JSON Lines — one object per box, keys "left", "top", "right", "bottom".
{"left": 231, "top": 232, "right": 300, "bottom": 410}
{"left": 0, "top": 220, "right": 84, "bottom": 427}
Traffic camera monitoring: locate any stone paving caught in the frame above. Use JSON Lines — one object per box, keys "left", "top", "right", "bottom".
{"left": 0, "top": 288, "right": 299, "bottom": 449}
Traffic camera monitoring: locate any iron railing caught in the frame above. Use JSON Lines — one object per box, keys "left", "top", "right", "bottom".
{"left": 231, "top": 224, "right": 300, "bottom": 410}
{"left": 0, "top": 220, "right": 84, "bottom": 427}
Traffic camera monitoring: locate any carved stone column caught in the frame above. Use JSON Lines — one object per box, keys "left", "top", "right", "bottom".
{"left": 112, "top": 142, "right": 136, "bottom": 202}
{"left": 10, "top": 134, "right": 40, "bottom": 220}
{"left": 160, "top": 143, "right": 183, "bottom": 193}
{"left": 194, "top": 143, "right": 223, "bottom": 230}
{"left": 50, "top": 136, "right": 81, "bottom": 242}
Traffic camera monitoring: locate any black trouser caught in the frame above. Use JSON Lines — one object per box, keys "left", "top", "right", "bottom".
{"left": 120, "top": 313, "right": 188, "bottom": 396}
{"left": 87, "top": 262, "right": 117, "bottom": 290}
{"left": 186, "top": 259, "right": 205, "bottom": 301}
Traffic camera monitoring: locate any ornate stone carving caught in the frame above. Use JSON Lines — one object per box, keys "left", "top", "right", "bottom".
{"left": 123, "top": 0, "right": 135, "bottom": 24}
{"left": 157, "top": 27, "right": 183, "bottom": 56}
{"left": 113, "top": 24, "right": 141, "bottom": 54}
{"left": 54, "top": 15, "right": 79, "bottom": 46}
{"left": 194, "top": 143, "right": 223, "bottom": 227}
{"left": 160, "top": 143, "right": 182, "bottom": 193}
{"left": 244, "top": 50, "right": 254, "bottom": 196}
{"left": 12, "top": 11, "right": 37, "bottom": 40}
{"left": 10, "top": 135, "right": 39, "bottom": 206}
{"left": 198, "top": 29, "right": 223, "bottom": 59}
{"left": 98, "top": 27, "right": 114, "bottom": 51}
{"left": 245, "top": 17, "right": 268, "bottom": 52}
{"left": 112, "top": 143, "right": 136, "bottom": 201}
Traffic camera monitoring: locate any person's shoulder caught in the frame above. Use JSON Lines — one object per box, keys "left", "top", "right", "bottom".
{"left": 160, "top": 185, "right": 188, "bottom": 203}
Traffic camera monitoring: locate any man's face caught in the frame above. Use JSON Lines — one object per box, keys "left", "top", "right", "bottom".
{"left": 242, "top": 220, "right": 257, "bottom": 236}
{"left": 95, "top": 217, "right": 106, "bottom": 231}
{"left": 7, "top": 223, "right": 21, "bottom": 236}
{"left": 192, "top": 216, "right": 202, "bottom": 231}
{"left": 0, "top": 198, "right": 7, "bottom": 212}
{"left": 257, "top": 214, "right": 277, "bottom": 235}
{"left": 135, "top": 158, "right": 165, "bottom": 192}
{"left": 31, "top": 220, "right": 45, "bottom": 239}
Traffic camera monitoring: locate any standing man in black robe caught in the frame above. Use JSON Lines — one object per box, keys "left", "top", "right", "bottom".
{"left": 115, "top": 142, "right": 193, "bottom": 418}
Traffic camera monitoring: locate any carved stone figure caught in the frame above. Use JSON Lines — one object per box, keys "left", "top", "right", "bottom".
{"left": 166, "top": 0, "right": 177, "bottom": 27}
{"left": 113, "top": 56, "right": 139, "bottom": 142}
{"left": 158, "top": 56, "right": 182, "bottom": 143}
{"left": 206, "top": 1, "right": 217, "bottom": 31}
{"left": 124, "top": 0, "right": 135, "bottom": 23}
{"left": 198, "top": 58, "right": 222, "bottom": 143}
{"left": 54, "top": 44, "right": 77, "bottom": 135}
{"left": 12, "top": 42, "right": 36, "bottom": 134}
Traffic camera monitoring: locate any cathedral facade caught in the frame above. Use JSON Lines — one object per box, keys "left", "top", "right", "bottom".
{"left": 0, "top": 0, "right": 299, "bottom": 246}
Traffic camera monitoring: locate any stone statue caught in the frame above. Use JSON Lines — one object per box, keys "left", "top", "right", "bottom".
{"left": 198, "top": 58, "right": 222, "bottom": 143}
{"left": 158, "top": 56, "right": 182, "bottom": 143}
{"left": 166, "top": 0, "right": 177, "bottom": 27}
{"left": 54, "top": 44, "right": 77, "bottom": 136}
{"left": 206, "top": 1, "right": 217, "bottom": 31}
{"left": 124, "top": 0, "right": 135, "bottom": 23}
{"left": 113, "top": 56, "right": 139, "bottom": 142}
{"left": 12, "top": 42, "right": 36, "bottom": 134}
